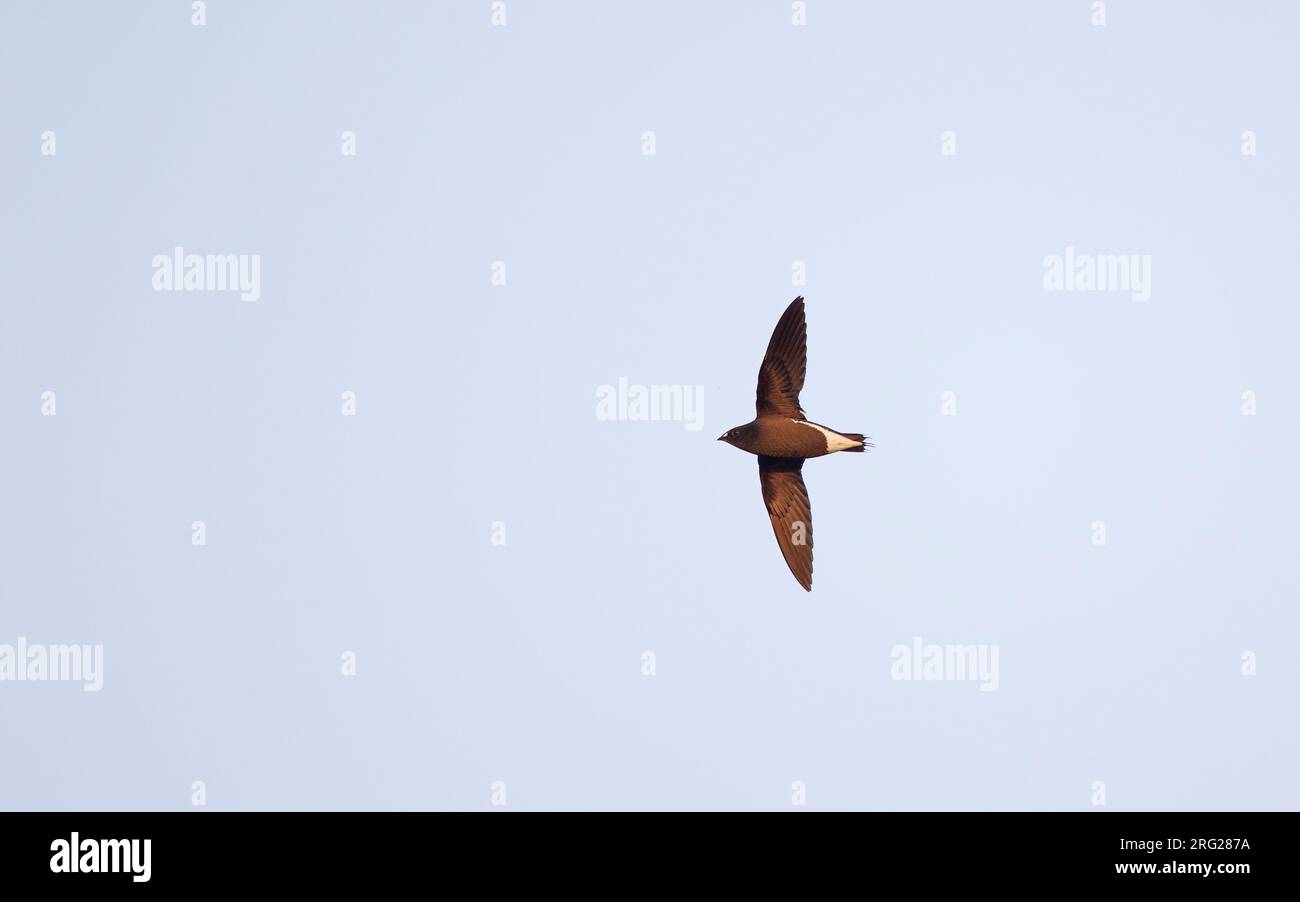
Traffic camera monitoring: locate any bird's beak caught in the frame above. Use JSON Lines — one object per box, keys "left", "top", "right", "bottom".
{"left": 717, "top": 434, "right": 726, "bottom": 442}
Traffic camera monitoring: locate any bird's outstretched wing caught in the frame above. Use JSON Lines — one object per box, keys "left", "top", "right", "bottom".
{"left": 758, "top": 455, "right": 813, "bottom": 591}
{"left": 755, "top": 296, "right": 807, "bottom": 419}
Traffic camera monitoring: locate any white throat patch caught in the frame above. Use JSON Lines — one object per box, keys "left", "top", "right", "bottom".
{"left": 798, "top": 420, "right": 860, "bottom": 452}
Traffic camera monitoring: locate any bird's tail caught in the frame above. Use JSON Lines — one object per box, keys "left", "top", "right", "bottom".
{"left": 841, "top": 433, "right": 871, "bottom": 452}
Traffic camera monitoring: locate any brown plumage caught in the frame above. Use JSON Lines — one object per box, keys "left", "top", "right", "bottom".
{"left": 718, "top": 297, "right": 870, "bottom": 591}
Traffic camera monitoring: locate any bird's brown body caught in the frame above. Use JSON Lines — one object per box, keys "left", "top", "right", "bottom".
{"left": 718, "top": 297, "right": 870, "bottom": 591}
{"left": 721, "top": 417, "right": 863, "bottom": 459}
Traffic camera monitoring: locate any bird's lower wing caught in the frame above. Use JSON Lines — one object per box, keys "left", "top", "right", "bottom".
{"left": 758, "top": 456, "right": 813, "bottom": 591}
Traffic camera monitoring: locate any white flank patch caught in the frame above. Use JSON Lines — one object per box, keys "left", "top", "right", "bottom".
{"left": 798, "top": 420, "right": 859, "bottom": 452}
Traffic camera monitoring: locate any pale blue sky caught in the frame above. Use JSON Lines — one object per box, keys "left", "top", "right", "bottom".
{"left": 1, "top": 1, "right": 1297, "bottom": 810}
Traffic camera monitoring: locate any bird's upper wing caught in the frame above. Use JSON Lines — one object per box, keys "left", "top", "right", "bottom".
{"left": 758, "top": 455, "right": 813, "bottom": 591}
{"left": 755, "top": 296, "right": 807, "bottom": 419}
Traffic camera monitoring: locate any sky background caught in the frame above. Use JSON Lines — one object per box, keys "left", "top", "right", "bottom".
{"left": 1, "top": 1, "right": 1297, "bottom": 810}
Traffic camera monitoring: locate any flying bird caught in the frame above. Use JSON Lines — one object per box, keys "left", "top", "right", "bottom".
{"left": 718, "top": 297, "right": 869, "bottom": 591}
